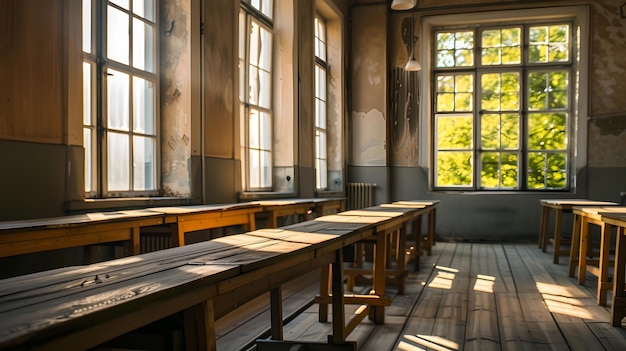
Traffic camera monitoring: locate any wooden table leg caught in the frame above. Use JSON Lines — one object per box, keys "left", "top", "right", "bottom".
{"left": 270, "top": 286, "right": 283, "bottom": 340}
{"left": 319, "top": 264, "right": 331, "bottom": 323}
{"left": 371, "top": 231, "right": 387, "bottom": 324}
{"left": 331, "top": 249, "right": 346, "bottom": 344}
{"left": 413, "top": 216, "right": 422, "bottom": 271}
{"left": 184, "top": 299, "right": 217, "bottom": 351}
{"left": 540, "top": 205, "right": 551, "bottom": 252}
{"left": 568, "top": 213, "right": 581, "bottom": 278}
{"left": 553, "top": 209, "right": 563, "bottom": 264}
{"left": 598, "top": 223, "right": 612, "bottom": 306}
{"left": 611, "top": 226, "right": 626, "bottom": 326}
{"left": 577, "top": 216, "right": 589, "bottom": 285}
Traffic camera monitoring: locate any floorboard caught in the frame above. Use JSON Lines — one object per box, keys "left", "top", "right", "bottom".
{"left": 217, "top": 242, "right": 626, "bottom": 351}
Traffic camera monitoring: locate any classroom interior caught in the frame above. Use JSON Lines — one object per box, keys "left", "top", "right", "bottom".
{"left": 1, "top": 0, "right": 626, "bottom": 350}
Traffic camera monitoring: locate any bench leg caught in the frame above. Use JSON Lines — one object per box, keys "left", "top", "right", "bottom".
{"left": 577, "top": 216, "right": 589, "bottom": 285}
{"left": 184, "top": 299, "right": 217, "bottom": 351}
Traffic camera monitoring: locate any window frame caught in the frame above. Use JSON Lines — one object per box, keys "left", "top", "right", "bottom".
{"left": 82, "top": 0, "right": 160, "bottom": 198}
{"left": 239, "top": 1, "right": 274, "bottom": 192}
{"left": 420, "top": 6, "right": 589, "bottom": 193}
{"left": 314, "top": 14, "right": 329, "bottom": 191}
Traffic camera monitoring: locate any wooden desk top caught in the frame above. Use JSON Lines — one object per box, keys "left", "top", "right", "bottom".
{"left": 0, "top": 210, "right": 164, "bottom": 232}
{"left": 599, "top": 211, "right": 626, "bottom": 227}
{"left": 540, "top": 199, "right": 618, "bottom": 210}
{"left": 146, "top": 203, "right": 262, "bottom": 215}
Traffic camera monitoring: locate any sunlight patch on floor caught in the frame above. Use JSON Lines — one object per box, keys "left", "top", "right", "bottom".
{"left": 473, "top": 274, "right": 496, "bottom": 293}
{"left": 397, "top": 334, "right": 458, "bottom": 351}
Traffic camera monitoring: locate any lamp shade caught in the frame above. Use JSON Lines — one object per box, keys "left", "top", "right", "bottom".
{"left": 405, "top": 57, "right": 422, "bottom": 71}
{"left": 391, "top": 0, "right": 416, "bottom": 11}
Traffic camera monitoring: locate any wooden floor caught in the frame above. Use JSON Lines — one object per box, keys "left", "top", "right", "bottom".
{"left": 215, "top": 242, "right": 626, "bottom": 351}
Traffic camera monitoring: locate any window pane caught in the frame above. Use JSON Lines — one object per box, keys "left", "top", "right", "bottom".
{"left": 481, "top": 72, "right": 519, "bottom": 111}
{"left": 249, "top": 21, "right": 260, "bottom": 67}
{"left": 259, "top": 69, "right": 271, "bottom": 108}
{"left": 436, "top": 151, "right": 473, "bottom": 186}
{"left": 528, "top": 113, "right": 567, "bottom": 150}
{"left": 481, "top": 28, "right": 521, "bottom": 66}
{"left": 437, "top": 115, "right": 473, "bottom": 149}
{"left": 107, "top": 5, "right": 129, "bottom": 65}
{"left": 249, "top": 109, "right": 259, "bottom": 148}
{"left": 528, "top": 71, "right": 569, "bottom": 110}
{"left": 133, "top": 135, "right": 155, "bottom": 190}
{"left": 501, "top": 152, "right": 519, "bottom": 187}
{"left": 83, "top": 62, "right": 92, "bottom": 125}
{"left": 529, "top": 24, "right": 569, "bottom": 63}
{"left": 481, "top": 152, "right": 518, "bottom": 189}
{"left": 83, "top": 0, "right": 91, "bottom": 52}
{"left": 316, "top": 99, "right": 326, "bottom": 128}
{"left": 133, "top": 0, "right": 155, "bottom": 21}
{"left": 107, "top": 69, "right": 130, "bottom": 131}
{"left": 84, "top": 128, "right": 93, "bottom": 192}
{"left": 259, "top": 26, "right": 272, "bottom": 71}
{"left": 108, "top": 132, "right": 130, "bottom": 191}
{"left": 249, "top": 66, "right": 259, "bottom": 105}
{"left": 260, "top": 150, "right": 271, "bottom": 187}
{"left": 546, "top": 153, "right": 567, "bottom": 188}
{"left": 133, "top": 18, "right": 155, "bottom": 72}
{"left": 133, "top": 76, "right": 155, "bottom": 134}
{"left": 316, "top": 65, "right": 326, "bottom": 100}
{"left": 260, "top": 111, "right": 271, "bottom": 149}
{"left": 249, "top": 149, "right": 260, "bottom": 188}
{"left": 527, "top": 152, "right": 546, "bottom": 189}
{"left": 261, "top": 0, "right": 273, "bottom": 19}
{"left": 435, "top": 31, "right": 474, "bottom": 67}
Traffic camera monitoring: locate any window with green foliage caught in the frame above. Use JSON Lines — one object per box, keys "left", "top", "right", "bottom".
{"left": 434, "top": 23, "right": 573, "bottom": 191}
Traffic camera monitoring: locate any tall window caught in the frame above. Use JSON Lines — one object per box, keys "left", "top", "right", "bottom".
{"left": 433, "top": 22, "right": 574, "bottom": 191}
{"left": 239, "top": 0, "right": 273, "bottom": 190}
{"left": 314, "top": 15, "right": 328, "bottom": 190}
{"left": 83, "top": 0, "right": 158, "bottom": 197}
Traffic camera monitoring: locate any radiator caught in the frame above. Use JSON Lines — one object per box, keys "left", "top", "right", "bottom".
{"left": 141, "top": 233, "right": 172, "bottom": 253}
{"left": 346, "top": 182, "right": 377, "bottom": 209}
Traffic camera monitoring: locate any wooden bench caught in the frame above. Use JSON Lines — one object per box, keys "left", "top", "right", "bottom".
{"left": 568, "top": 206, "right": 626, "bottom": 305}
{"left": 538, "top": 199, "right": 617, "bottom": 264}
{"left": 0, "top": 206, "right": 407, "bottom": 350}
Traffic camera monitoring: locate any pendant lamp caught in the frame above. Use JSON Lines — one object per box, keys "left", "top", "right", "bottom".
{"left": 405, "top": 13, "right": 421, "bottom": 71}
{"left": 391, "top": 0, "right": 416, "bottom": 11}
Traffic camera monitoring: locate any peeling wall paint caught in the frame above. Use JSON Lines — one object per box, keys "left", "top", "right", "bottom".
{"left": 160, "top": 0, "right": 191, "bottom": 196}
{"left": 352, "top": 109, "right": 386, "bottom": 165}
{"left": 350, "top": 4, "right": 387, "bottom": 166}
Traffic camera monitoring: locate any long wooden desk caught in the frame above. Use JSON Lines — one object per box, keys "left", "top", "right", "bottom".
{"left": 146, "top": 203, "right": 262, "bottom": 249}
{"left": 0, "top": 208, "right": 397, "bottom": 350}
{"left": 538, "top": 199, "right": 617, "bottom": 264}
{"left": 598, "top": 211, "right": 626, "bottom": 327}
{"left": 568, "top": 206, "right": 626, "bottom": 306}
{"left": 249, "top": 200, "right": 317, "bottom": 228}
{"left": 392, "top": 200, "right": 440, "bottom": 256}
{"left": 0, "top": 210, "right": 165, "bottom": 261}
